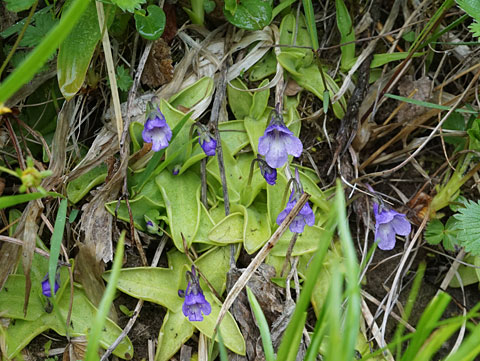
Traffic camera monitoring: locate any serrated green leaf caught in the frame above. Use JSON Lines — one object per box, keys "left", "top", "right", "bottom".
{"left": 115, "top": 65, "right": 133, "bottom": 91}
{"left": 20, "top": 12, "right": 58, "bottom": 47}
{"left": 469, "top": 22, "right": 480, "bottom": 37}
{"left": 3, "top": 0, "right": 36, "bottom": 12}
{"left": 454, "top": 199, "right": 480, "bottom": 255}
{"left": 456, "top": 0, "right": 480, "bottom": 22}
{"left": 111, "top": 0, "right": 146, "bottom": 12}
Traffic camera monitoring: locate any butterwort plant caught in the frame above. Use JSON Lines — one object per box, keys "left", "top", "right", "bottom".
{"left": 258, "top": 105, "right": 303, "bottom": 169}
{"left": 142, "top": 102, "right": 172, "bottom": 152}
{"left": 276, "top": 169, "right": 315, "bottom": 233}
{"left": 178, "top": 265, "right": 211, "bottom": 322}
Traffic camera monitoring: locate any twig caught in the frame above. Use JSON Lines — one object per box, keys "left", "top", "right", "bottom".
{"left": 210, "top": 66, "right": 229, "bottom": 216}
{"left": 361, "top": 299, "right": 395, "bottom": 361}
{"left": 214, "top": 193, "right": 310, "bottom": 332}
{"left": 0, "top": 235, "right": 70, "bottom": 266}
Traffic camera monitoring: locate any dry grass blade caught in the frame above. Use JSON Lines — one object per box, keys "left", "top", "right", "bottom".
{"left": 96, "top": 1, "right": 123, "bottom": 146}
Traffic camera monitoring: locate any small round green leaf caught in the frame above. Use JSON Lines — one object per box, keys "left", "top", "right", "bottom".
{"left": 134, "top": 5, "right": 166, "bottom": 40}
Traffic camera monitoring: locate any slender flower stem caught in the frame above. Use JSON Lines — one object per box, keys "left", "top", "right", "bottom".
{"left": 246, "top": 158, "right": 258, "bottom": 187}
{"left": 280, "top": 232, "right": 299, "bottom": 277}
{"left": 200, "top": 158, "right": 208, "bottom": 208}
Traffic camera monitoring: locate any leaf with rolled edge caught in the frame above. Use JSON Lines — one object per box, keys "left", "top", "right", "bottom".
{"left": 67, "top": 164, "right": 107, "bottom": 204}
{"left": 208, "top": 213, "right": 244, "bottom": 244}
{"left": 156, "top": 170, "right": 201, "bottom": 251}
{"left": 240, "top": 203, "right": 272, "bottom": 254}
{"left": 169, "top": 77, "right": 214, "bottom": 110}
{"left": 0, "top": 264, "right": 69, "bottom": 321}
{"left": 105, "top": 195, "right": 165, "bottom": 232}
{"left": 271, "top": 226, "right": 327, "bottom": 257}
{"left": 109, "top": 249, "right": 245, "bottom": 355}
{"left": 195, "top": 246, "right": 232, "bottom": 294}
{"left": 57, "top": 1, "right": 114, "bottom": 100}
{"left": 190, "top": 292, "right": 246, "bottom": 355}
{"left": 227, "top": 79, "right": 252, "bottom": 119}
{"left": 155, "top": 309, "right": 194, "bottom": 361}
{"left": 106, "top": 266, "right": 182, "bottom": 312}
{"left": 4, "top": 286, "right": 133, "bottom": 360}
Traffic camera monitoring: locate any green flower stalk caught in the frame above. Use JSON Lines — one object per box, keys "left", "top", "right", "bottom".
{"left": 430, "top": 152, "right": 480, "bottom": 216}
{"left": 0, "top": 157, "right": 51, "bottom": 194}
{"left": 183, "top": 0, "right": 205, "bottom": 25}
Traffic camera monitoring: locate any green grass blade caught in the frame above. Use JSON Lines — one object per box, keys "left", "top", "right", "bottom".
{"left": 246, "top": 286, "right": 275, "bottom": 361}
{"left": 324, "top": 265, "right": 343, "bottom": 361}
{"left": 334, "top": 180, "right": 360, "bottom": 361}
{"left": 444, "top": 322, "right": 480, "bottom": 361}
{"left": 335, "top": 0, "right": 355, "bottom": 70}
{"left": 0, "top": 0, "right": 90, "bottom": 105}
{"left": 48, "top": 199, "right": 68, "bottom": 302}
{"left": 276, "top": 196, "right": 337, "bottom": 361}
{"left": 385, "top": 93, "right": 477, "bottom": 114}
{"left": 394, "top": 262, "right": 426, "bottom": 359}
{"left": 400, "top": 292, "right": 451, "bottom": 361}
{"left": 0, "top": 192, "right": 61, "bottom": 210}
{"left": 302, "top": 0, "right": 319, "bottom": 50}
{"left": 303, "top": 300, "right": 327, "bottom": 361}
{"left": 84, "top": 230, "right": 125, "bottom": 361}
{"left": 217, "top": 330, "right": 229, "bottom": 361}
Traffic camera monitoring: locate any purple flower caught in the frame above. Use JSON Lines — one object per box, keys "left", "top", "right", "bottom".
{"left": 178, "top": 266, "right": 211, "bottom": 322}
{"left": 197, "top": 127, "right": 217, "bottom": 156}
{"left": 258, "top": 111, "right": 303, "bottom": 169}
{"left": 276, "top": 192, "right": 315, "bottom": 233}
{"left": 258, "top": 159, "right": 277, "bottom": 185}
{"left": 142, "top": 105, "right": 172, "bottom": 152}
{"left": 373, "top": 203, "right": 411, "bottom": 250}
{"left": 172, "top": 165, "right": 181, "bottom": 175}
{"left": 41, "top": 273, "right": 60, "bottom": 298}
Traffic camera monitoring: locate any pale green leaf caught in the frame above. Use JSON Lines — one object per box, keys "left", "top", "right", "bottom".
{"left": 111, "top": 0, "right": 146, "bottom": 12}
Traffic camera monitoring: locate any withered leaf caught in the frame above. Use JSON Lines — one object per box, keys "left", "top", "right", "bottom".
{"left": 141, "top": 38, "right": 174, "bottom": 88}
